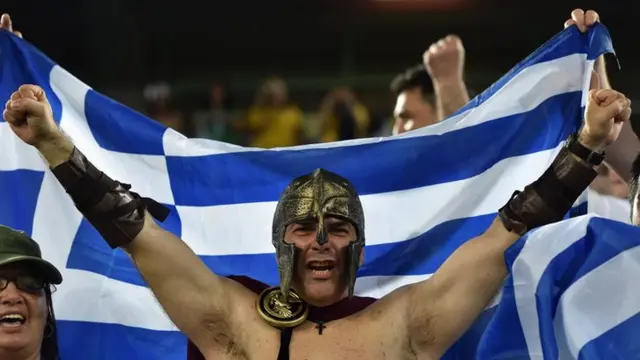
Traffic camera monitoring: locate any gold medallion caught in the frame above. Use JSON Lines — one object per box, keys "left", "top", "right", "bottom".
{"left": 257, "top": 287, "right": 309, "bottom": 328}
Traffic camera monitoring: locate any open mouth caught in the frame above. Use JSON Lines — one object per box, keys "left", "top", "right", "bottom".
{"left": 307, "top": 261, "right": 336, "bottom": 278}
{"left": 0, "top": 314, "right": 26, "bottom": 328}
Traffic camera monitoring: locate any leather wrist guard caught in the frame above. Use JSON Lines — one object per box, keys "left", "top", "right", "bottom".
{"left": 51, "top": 147, "right": 170, "bottom": 248}
{"left": 498, "top": 139, "right": 599, "bottom": 235}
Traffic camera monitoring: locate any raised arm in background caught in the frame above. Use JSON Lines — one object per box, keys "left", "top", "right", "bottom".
{"left": 424, "top": 35, "right": 470, "bottom": 121}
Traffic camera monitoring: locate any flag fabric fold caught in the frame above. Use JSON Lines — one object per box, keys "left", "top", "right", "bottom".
{"left": 1, "top": 23, "right": 636, "bottom": 360}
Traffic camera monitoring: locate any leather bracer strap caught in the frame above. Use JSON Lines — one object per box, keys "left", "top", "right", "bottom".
{"left": 51, "top": 147, "right": 170, "bottom": 248}
{"left": 498, "top": 136, "right": 600, "bottom": 236}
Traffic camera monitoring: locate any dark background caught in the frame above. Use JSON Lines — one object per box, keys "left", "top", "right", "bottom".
{"left": 1, "top": 0, "right": 636, "bottom": 114}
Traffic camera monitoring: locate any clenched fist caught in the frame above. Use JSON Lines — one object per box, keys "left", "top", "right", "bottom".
{"left": 564, "top": 9, "right": 599, "bottom": 33}
{"left": 3, "top": 85, "right": 60, "bottom": 147}
{"left": 423, "top": 35, "right": 465, "bottom": 84}
{"left": 580, "top": 89, "right": 632, "bottom": 150}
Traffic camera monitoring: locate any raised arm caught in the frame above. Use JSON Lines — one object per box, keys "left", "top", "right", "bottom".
{"left": 404, "top": 88, "right": 632, "bottom": 357}
{"left": 564, "top": 8, "right": 640, "bottom": 182}
{"left": 3, "top": 85, "right": 253, "bottom": 354}
{"left": 424, "top": 35, "right": 470, "bottom": 121}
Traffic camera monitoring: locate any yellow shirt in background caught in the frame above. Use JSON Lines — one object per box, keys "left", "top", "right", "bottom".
{"left": 247, "top": 105, "right": 303, "bottom": 148}
{"left": 321, "top": 103, "right": 370, "bottom": 143}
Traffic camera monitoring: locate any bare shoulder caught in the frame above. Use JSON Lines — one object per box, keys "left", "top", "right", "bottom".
{"left": 199, "top": 278, "right": 279, "bottom": 358}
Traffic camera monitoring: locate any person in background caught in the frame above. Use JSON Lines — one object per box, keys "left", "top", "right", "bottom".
{"left": 391, "top": 10, "right": 640, "bottom": 224}
{"left": 0, "top": 225, "right": 63, "bottom": 360}
{"left": 317, "top": 86, "right": 370, "bottom": 142}
{"left": 628, "top": 155, "right": 640, "bottom": 225}
{"left": 191, "top": 81, "right": 240, "bottom": 144}
{"left": 391, "top": 35, "right": 469, "bottom": 135}
{"left": 390, "top": 65, "right": 436, "bottom": 135}
{"left": 143, "top": 81, "right": 186, "bottom": 135}
{"left": 244, "top": 77, "right": 304, "bottom": 148}
{"left": 590, "top": 163, "right": 629, "bottom": 199}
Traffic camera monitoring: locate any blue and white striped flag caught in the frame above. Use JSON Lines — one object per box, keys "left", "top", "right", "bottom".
{"left": 484, "top": 215, "right": 640, "bottom": 359}
{"left": 1, "top": 24, "right": 636, "bottom": 359}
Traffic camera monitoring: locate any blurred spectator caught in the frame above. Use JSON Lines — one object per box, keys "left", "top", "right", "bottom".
{"left": 192, "top": 82, "right": 240, "bottom": 143}
{"left": 318, "top": 87, "right": 370, "bottom": 142}
{"left": 143, "top": 82, "right": 186, "bottom": 134}
{"left": 243, "top": 77, "right": 304, "bottom": 148}
{"left": 390, "top": 65, "right": 437, "bottom": 135}
{"left": 590, "top": 163, "right": 629, "bottom": 199}
{"left": 390, "top": 35, "right": 470, "bottom": 136}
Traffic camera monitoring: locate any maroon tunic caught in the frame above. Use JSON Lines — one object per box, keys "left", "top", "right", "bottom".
{"left": 186, "top": 275, "right": 377, "bottom": 359}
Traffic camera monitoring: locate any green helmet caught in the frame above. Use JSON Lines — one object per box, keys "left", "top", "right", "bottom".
{"left": 0, "top": 225, "right": 62, "bottom": 285}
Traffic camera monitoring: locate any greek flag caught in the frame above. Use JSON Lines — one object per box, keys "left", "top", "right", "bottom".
{"left": 1, "top": 24, "right": 636, "bottom": 359}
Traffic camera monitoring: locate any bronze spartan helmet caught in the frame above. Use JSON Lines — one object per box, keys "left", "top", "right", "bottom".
{"left": 271, "top": 168, "right": 365, "bottom": 301}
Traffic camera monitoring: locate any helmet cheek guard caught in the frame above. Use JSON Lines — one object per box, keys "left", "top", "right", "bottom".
{"left": 272, "top": 169, "right": 365, "bottom": 301}
{"left": 275, "top": 241, "right": 297, "bottom": 301}
{"left": 346, "top": 240, "right": 364, "bottom": 298}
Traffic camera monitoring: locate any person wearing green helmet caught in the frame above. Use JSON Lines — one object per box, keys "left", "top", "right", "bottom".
{"left": 0, "top": 225, "right": 62, "bottom": 360}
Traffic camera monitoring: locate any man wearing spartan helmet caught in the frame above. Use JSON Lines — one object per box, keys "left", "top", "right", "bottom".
{"left": 1, "top": 9, "right": 634, "bottom": 360}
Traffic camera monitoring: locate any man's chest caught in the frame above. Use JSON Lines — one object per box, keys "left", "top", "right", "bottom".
{"left": 239, "top": 319, "right": 413, "bottom": 360}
